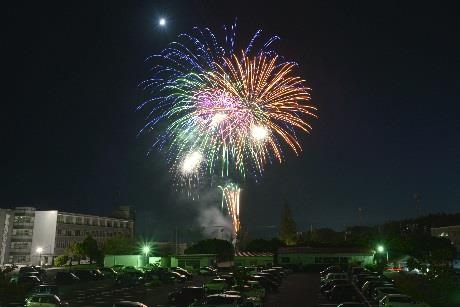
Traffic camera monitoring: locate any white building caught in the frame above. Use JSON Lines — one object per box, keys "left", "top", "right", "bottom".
{"left": 4, "top": 206, "right": 134, "bottom": 265}
{"left": 0, "top": 208, "right": 14, "bottom": 265}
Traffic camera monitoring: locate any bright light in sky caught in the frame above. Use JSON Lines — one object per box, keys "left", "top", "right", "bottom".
{"left": 210, "top": 113, "right": 227, "bottom": 127}
{"left": 251, "top": 125, "right": 269, "bottom": 141}
{"left": 181, "top": 151, "right": 202, "bottom": 174}
{"left": 159, "top": 18, "right": 166, "bottom": 26}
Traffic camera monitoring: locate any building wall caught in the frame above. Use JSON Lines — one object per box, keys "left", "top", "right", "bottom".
{"left": 0, "top": 209, "right": 14, "bottom": 265}
{"left": 8, "top": 207, "right": 36, "bottom": 264}
{"left": 30, "top": 211, "right": 58, "bottom": 265}
{"left": 278, "top": 253, "right": 374, "bottom": 266}
{"left": 54, "top": 212, "right": 134, "bottom": 256}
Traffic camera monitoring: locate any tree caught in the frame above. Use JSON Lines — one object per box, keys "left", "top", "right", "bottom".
{"left": 279, "top": 203, "right": 297, "bottom": 245}
{"left": 82, "top": 235, "right": 100, "bottom": 264}
{"left": 185, "top": 239, "right": 234, "bottom": 261}
{"left": 245, "top": 238, "right": 284, "bottom": 253}
{"left": 65, "top": 242, "right": 84, "bottom": 266}
{"left": 103, "top": 234, "right": 137, "bottom": 255}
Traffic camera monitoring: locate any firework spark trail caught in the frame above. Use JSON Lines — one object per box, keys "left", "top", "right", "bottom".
{"left": 219, "top": 183, "right": 241, "bottom": 236}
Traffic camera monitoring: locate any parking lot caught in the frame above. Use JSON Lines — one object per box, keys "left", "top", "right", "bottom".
{"left": 3, "top": 265, "right": 409, "bottom": 307}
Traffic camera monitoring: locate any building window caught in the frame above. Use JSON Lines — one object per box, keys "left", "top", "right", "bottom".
{"left": 65, "top": 216, "right": 73, "bottom": 224}
{"left": 14, "top": 216, "right": 32, "bottom": 223}
{"left": 57, "top": 229, "right": 62, "bottom": 235}
{"left": 65, "top": 230, "right": 72, "bottom": 236}
{"left": 76, "top": 217, "right": 82, "bottom": 224}
{"left": 57, "top": 215, "right": 64, "bottom": 223}
{"left": 107, "top": 220, "right": 112, "bottom": 227}
{"left": 84, "top": 217, "right": 90, "bottom": 225}
{"left": 75, "top": 230, "right": 81, "bottom": 236}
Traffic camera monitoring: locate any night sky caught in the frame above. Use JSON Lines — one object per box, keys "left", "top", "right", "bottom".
{"left": 3, "top": 1, "right": 459, "bottom": 240}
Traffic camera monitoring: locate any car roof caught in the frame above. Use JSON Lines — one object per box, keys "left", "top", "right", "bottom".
{"left": 30, "top": 293, "right": 58, "bottom": 297}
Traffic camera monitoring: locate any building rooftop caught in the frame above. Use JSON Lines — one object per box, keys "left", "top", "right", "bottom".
{"left": 278, "top": 246, "right": 373, "bottom": 255}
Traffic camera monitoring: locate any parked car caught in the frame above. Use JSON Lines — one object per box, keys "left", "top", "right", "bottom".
{"left": 320, "top": 266, "right": 344, "bottom": 277}
{"left": 320, "top": 279, "right": 350, "bottom": 294}
{"left": 361, "top": 280, "right": 394, "bottom": 297}
{"left": 325, "top": 284, "right": 360, "bottom": 302}
{"left": 232, "top": 281, "right": 266, "bottom": 300}
{"left": 379, "top": 294, "right": 431, "bottom": 307}
{"left": 172, "top": 267, "right": 193, "bottom": 280}
{"left": 100, "top": 267, "right": 118, "bottom": 278}
{"left": 17, "top": 275, "right": 42, "bottom": 288}
{"left": 373, "top": 286, "right": 403, "bottom": 301}
{"left": 170, "top": 271, "right": 187, "bottom": 283}
{"left": 321, "top": 273, "right": 349, "bottom": 284}
{"left": 115, "top": 271, "right": 144, "bottom": 286}
{"left": 27, "top": 284, "right": 59, "bottom": 297}
{"left": 337, "top": 303, "right": 367, "bottom": 307}
{"left": 199, "top": 266, "right": 218, "bottom": 276}
{"left": 168, "top": 286, "right": 206, "bottom": 307}
{"left": 247, "top": 275, "right": 278, "bottom": 292}
{"left": 54, "top": 271, "right": 79, "bottom": 284}
{"left": 204, "top": 278, "right": 230, "bottom": 293}
{"left": 112, "top": 265, "right": 125, "bottom": 272}
{"left": 72, "top": 270, "right": 99, "bottom": 281}
{"left": 219, "top": 274, "right": 236, "bottom": 288}
{"left": 190, "top": 294, "right": 246, "bottom": 307}
{"left": 112, "top": 302, "right": 148, "bottom": 307}
{"left": 25, "top": 294, "right": 68, "bottom": 307}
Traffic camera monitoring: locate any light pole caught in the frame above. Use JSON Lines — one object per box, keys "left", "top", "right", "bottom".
{"left": 142, "top": 245, "right": 150, "bottom": 266}
{"left": 377, "top": 245, "right": 389, "bottom": 262}
{"left": 36, "top": 247, "right": 43, "bottom": 266}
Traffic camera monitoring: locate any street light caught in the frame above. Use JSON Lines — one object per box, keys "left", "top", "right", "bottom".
{"left": 376, "top": 245, "right": 389, "bottom": 262}
{"left": 142, "top": 245, "right": 150, "bottom": 265}
{"left": 159, "top": 17, "right": 166, "bottom": 27}
{"left": 36, "top": 247, "right": 43, "bottom": 266}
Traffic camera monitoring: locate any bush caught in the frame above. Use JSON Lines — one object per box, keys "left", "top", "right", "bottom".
{"left": 54, "top": 255, "right": 69, "bottom": 267}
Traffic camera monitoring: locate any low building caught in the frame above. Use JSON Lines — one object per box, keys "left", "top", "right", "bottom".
{"left": 2, "top": 206, "right": 134, "bottom": 265}
{"left": 431, "top": 225, "right": 460, "bottom": 252}
{"left": 171, "top": 254, "right": 217, "bottom": 270}
{"left": 234, "top": 251, "right": 274, "bottom": 267}
{"left": 278, "top": 247, "right": 374, "bottom": 268}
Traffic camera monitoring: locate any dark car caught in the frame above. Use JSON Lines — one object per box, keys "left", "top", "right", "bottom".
{"left": 247, "top": 275, "right": 278, "bottom": 292}
{"left": 19, "top": 266, "right": 39, "bottom": 275}
{"left": 27, "top": 284, "right": 59, "bottom": 297}
{"left": 320, "top": 279, "right": 350, "bottom": 294}
{"left": 361, "top": 280, "right": 394, "bottom": 297}
{"left": 72, "top": 270, "right": 99, "bottom": 281}
{"left": 55, "top": 271, "right": 80, "bottom": 284}
{"left": 320, "top": 265, "right": 344, "bottom": 277}
{"left": 168, "top": 286, "right": 206, "bottom": 307}
{"left": 170, "top": 271, "right": 187, "bottom": 283}
{"left": 326, "top": 284, "right": 360, "bottom": 302}
{"left": 115, "top": 271, "right": 144, "bottom": 286}
{"left": 100, "top": 267, "right": 118, "bottom": 278}
{"left": 337, "top": 303, "right": 367, "bottom": 307}
{"left": 253, "top": 273, "right": 280, "bottom": 287}
{"left": 199, "top": 267, "right": 217, "bottom": 276}
{"left": 172, "top": 267, "right": 193, "bottom": 280}
{"left": 113, "top": 301, "right": 148, "bottom": 307}
{"left": 18, "top": 275, "right": 42, "bottom": 288}
{"left": 219, "top": 274, "right": 236, "bottom": 288}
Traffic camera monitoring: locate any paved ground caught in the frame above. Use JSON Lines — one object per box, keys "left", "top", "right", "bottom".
{"left": 265, "top": 272, "right": 320, "bottom": 307}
